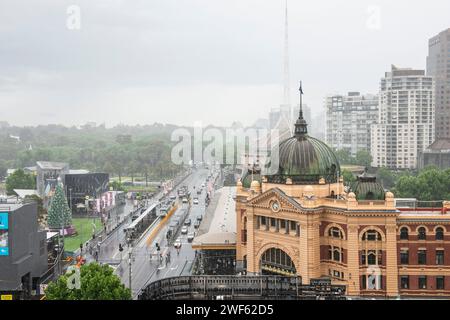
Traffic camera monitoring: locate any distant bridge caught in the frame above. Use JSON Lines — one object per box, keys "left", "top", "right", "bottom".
{"left": 138, "top": 275, "right": 346, "bottom": 300}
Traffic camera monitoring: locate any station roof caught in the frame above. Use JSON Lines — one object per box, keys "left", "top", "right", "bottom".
{"left": 125, "top": 202, "right": 159, "bottom": 230}
{"left": 36, "top": 161, "right": 68, "bottom": 170}
{"left": 192, "top": 187, "right": 236, "bottom": 250}
{"left": 13, "top": 189, "right": 38, "bottom": 198}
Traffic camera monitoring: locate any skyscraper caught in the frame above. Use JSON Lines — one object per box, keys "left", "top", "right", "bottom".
{"left": 371, "top": 65, "right": 435, "bottom": 169}
{"left": 325, "top": 92, "right": 378, "bottom": 156}
{"left": 427, "top": 28, "right": 450, "bottom": 140}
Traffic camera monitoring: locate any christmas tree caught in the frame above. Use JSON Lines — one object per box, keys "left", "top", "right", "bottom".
{"left": 47, "top": 183, "right": 72, "bottom": 229}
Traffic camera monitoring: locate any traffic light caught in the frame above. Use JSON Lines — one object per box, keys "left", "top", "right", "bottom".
{"left": 155, "top": 243, "right": 160, "bottom": 251}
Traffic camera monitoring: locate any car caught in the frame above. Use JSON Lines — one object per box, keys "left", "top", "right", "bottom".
{"left": 193, "top": 198, "right": 199, "bottom": 205}
{"left": 169, "top": 195, "right": 177, "bottom": 200}
{"left": 201, "top": 183, "right": 206, "bottom": 188}
{"left": 196, "top": 215, "right": 203, "bottom": 221}
{"left": 197, "top": 190, "right": 202, "bottom": 195}
{"left": 184, "top": 218, "right": 191, "bottom": 226}
{"left": 182, "top": 197, "right": 188, "bottom": 203}
{"left": 173, "top": 238, "right": 182, "bottom": 249}
{"left": 187, "top": 232, "right": 195, "bottom": 242}
{"left": 181, "top": 226, "right": 188, "bottom": 234}
{"left": 194, "top": 220, "right": 200, "bottom": 229}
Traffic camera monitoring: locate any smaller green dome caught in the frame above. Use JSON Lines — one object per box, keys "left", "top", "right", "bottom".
{"left": 351, "top": 173, "right": 385, "bottom": 200}
{"left": 241, "top": 166, "right": 261, "bottom": 189}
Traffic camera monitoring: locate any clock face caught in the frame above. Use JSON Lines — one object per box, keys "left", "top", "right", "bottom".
{"left": 271, "top": 200, "right": 280, "bottom": 212}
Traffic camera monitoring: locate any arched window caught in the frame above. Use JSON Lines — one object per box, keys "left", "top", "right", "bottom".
{"left": 435, "top": 227, "right": 444, "bottom": 241}
{"left": 260, "top": 248, "right": 296, "bottom": 275}
{"left": 400, "top": 227, "right": 409, "bottom": 240}
{"left": 418, "top": 227, "right": 426, "bottom": 240}
{"left": 362, "top": 229, "right": 382, "bottom": 241}
{"left": 328, "top": 227, "right": 343, "bottom": 239}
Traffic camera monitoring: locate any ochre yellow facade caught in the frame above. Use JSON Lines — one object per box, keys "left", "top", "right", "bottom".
{"left": 236, "top": 178, "right": 450, "bottom": 298}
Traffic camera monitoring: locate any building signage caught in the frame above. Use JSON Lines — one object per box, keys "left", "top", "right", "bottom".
{"left": 0, "top": 294, "right": 13, "bottom": 300}
{"left": 0, "top": 212, "right": 9, "bottom": 256}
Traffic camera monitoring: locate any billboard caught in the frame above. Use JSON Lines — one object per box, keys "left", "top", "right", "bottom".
{"left": 0, "top": 212, "right": 9, "bottom": 256}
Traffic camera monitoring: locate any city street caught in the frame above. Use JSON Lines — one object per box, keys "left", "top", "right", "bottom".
{"left": 109, "top": 168, "right": 218, "bottom": 298}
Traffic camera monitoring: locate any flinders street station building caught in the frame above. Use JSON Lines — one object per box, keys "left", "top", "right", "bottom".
{"left": 235, "top": 94, "right": 450, "bottom": 298}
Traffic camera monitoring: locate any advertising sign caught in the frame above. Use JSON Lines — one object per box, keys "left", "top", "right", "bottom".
{"left": 0, "top": 212, "right": 9, "bottom": 256}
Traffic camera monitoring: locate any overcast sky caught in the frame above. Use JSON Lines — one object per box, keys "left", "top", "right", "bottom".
{"left": 0, "top": 0, "right": 449, "bottom": 128}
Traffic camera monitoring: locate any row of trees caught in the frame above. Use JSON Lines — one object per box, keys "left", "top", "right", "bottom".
{"left": 334, "top": 149, "right": 373, "bottom": 168}
{"left": 0, "top": 124, "right": 183, "bottom": 183}
{"left": 391, "top": 166, "right": 450, "bottom": 201}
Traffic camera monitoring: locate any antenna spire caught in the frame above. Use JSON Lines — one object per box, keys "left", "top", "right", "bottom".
{"left": 283, "top": 0, "right": 290, "bottom": 107}
{"left": 294, "top": 81, "right": 308, "bottom": 138}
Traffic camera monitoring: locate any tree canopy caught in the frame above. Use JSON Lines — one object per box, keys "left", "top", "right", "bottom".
{"left": 392, "top": 166, "right": 450, "bottom": 201}
{"left": 0, "top": 124, "right": 183, "bottom": 182}
{"left": 334, "top": 149, "right": 373, "bottom": 168}
{"left": 5, "top": 169, "right": 36, "bottom": 195}
{"left": 45, "top": 263, "right": 131, "bottom": 300}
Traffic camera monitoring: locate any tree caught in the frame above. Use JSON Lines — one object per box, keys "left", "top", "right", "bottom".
{"left": 355, "top": 150, "right": 372, "bottom": 168}
{"left": 376, "top": 167, "right": 397, "bottom": 189}
{"left": 342, "top": 169, "right": 356, "bottom": 185}
{"left": 45, "top": 263, "right": 131, "bottom": 300}
{"left": 334, "top": 149, "right": 353, "bottom": 165}
{"left": 392, "top": 166, "right": 450, "bottom": 201}
{"left": 109, "top": 180, "right": 125, "bottom": 192}
{"left": 47, "top": 183, "right": 72, "bottom": 229}
{"left": 5, "top": 169, "right": 36, "bottom": 195}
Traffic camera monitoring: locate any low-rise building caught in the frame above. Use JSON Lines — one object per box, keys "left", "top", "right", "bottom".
{"left": 0, "top": 202, "right": 48, "bottom": 298}
{"left": 419, "top": 138, "right": 450, "bottom": 169}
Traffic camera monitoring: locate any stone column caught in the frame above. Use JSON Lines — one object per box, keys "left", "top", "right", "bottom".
{"left": 385, "top": 224, "right": 399, "bottom": 297}
{"left": 246, "top": 209, "right": 257, "bottom": 274}
{"left": 298, "top": 218, "right": 321, "bottom": 284}
{"left": 347, "top": 224, "right": 360, "bottom": 296}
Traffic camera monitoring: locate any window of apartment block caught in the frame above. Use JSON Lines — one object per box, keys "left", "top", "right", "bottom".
{"left": 400, "top": 250, "right": 409, "bottom": 264}
{"left": 400, "top": 276, "right": 409, "bottom": 289}
{"left": 436, "top": 276, "right": 445, "bottom": 290}
{"left": 418, "top": 276, "right": 427, "bottom": 289}
{"left": 435, "top": 227, "right": 444, "bottom": 240}
{"left": 418, "top": 227, "right": 427, "bottom": 240}
{"left": 418, "top": 250, "right": 427, "bottom": 265}
{"left": 400, "top": 227, "right": 409, "bottom": 240}
{"left": 436, "top": 250, "right": 445, "bottom": 265}
{"left": 260, "top": 216, "right": 266, "bottom": 226}
{"left": 270, "top": 218, "right": 276, "bottom": 228}
{"left": 290, "top": 221, "right": 296, "bottom": 233}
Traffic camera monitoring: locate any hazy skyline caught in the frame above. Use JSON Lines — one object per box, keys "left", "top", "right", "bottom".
{"left": 0, "top": 0, "right": 449, "bottom": 128}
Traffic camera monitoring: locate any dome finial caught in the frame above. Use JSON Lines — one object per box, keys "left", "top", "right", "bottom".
{"left": 294, "top": 81, "right": 308, "bottom": 138}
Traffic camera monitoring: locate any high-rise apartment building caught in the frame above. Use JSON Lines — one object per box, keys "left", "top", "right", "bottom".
{"left": 371, "top": 65, "right": 435, "bottom": 169}
{"left": 427, "top": 28, "right": 450, "bottom": 140}
{"left": 325, "top": 92, "right": 378, "bottom": 156}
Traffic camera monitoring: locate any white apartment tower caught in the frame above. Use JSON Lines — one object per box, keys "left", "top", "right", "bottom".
{"left": 371, "top": 65, "right": 435, "bottom": 169}
{"left": 325, "top": 92, "right": 378, "bottom": 156}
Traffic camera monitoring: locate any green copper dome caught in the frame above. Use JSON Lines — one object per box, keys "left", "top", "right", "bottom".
{"left": 266, "top": 135, "right": 340, "bottom": 184}
{"left": 350, "top": 172, "right": 385, "bottom": 200}
{"left": 279, "top": 136, "right": 339, "bottom": 176}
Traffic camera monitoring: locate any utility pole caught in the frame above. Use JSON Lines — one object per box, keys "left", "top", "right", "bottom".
{"left": 128, "top": 250, "right": 132, "bottom": 293}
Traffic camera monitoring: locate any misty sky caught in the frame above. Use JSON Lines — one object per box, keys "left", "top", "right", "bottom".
{"left": 0, "top": 0, "right": 449, "bottom": 128}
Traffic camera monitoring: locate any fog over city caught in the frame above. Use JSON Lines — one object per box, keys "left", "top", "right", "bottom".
{"left": 1, "top": 0, "right": 449, "bottom": 128}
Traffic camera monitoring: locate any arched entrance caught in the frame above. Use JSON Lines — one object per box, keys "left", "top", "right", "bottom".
{"left": 260, "top": 247, "right": 296, "bottom": 276}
